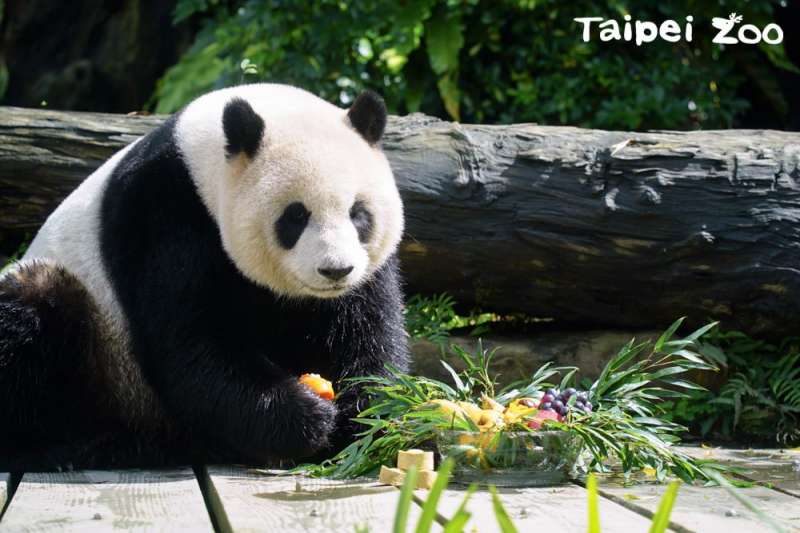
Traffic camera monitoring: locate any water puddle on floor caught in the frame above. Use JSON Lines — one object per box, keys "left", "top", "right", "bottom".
{"left": 722, "top": 449, "right": 800, "bottom": 493}
{"left": 574, "top": 469, "right": 666, "bottom": 488}
{"left": 254, "top": 484, "right": 393, "bottom": 502}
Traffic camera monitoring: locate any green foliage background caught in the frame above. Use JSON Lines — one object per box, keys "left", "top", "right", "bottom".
{"left": 156, "top": 0, "right": 796, "bottom": 130}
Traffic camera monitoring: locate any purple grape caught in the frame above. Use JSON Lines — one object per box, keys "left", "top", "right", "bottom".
{"left": 546, "top": 388, "right": 558, "bottom": 397}
{"left": 541, "top": 402, "right": 552, "bottom": 410}
{"left": 542, "top": 393, "right": 555, "bottom": 403}
{"left": 577, "top": 392, "right": 589, "bottom": 403}
{"left": 553, "top": 400, "right": 564, "bottom": 411}
{"left": 584, "top": 402, "right": 593, "bottom": 412}
{"left": 558, "top": 405, "right": 569, "bottom": 416}
{"left": 563, "top": 388, "right": 577, "bottom": 398}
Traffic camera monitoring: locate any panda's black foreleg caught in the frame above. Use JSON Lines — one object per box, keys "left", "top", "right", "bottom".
{"left": 139, "top": 342, "right": 340, "bottom": 464}
{"left": 321, "top": 256, "right": 411, "bottom": 458}
{"left": 0, "top": 261, "right": 111, "bottom": 469}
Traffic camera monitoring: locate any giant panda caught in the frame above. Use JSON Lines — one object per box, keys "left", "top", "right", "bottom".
{"left": 0, "top": 84, "right": 408, "bottom": 469}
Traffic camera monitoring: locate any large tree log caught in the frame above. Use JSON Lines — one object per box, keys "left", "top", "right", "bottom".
{"left": 1, "top": 106, "right": 799, "bottom": 336}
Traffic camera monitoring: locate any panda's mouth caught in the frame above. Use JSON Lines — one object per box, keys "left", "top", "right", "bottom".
{"left": 312, "top": 286, "right": 344, "bottom": 292}
{"left": 296, "top": 279, "right": 348, "bottom": 296}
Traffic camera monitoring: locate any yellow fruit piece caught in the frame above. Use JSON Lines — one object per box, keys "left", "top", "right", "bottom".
{"left": 481, "top": 395, "right": 505, "bottom": 412}
{"left": 478, "top": 431, "right": 499, "bottom": 451}
{"left": 397, "top": 449, "right": 434, "bottom": 472}
{"left": 416, "top": 469, "right": 438, "bottom": 490}
{"left": 428, "top": 399, "right": 465, "bottom": 418}
{"left": 457, "top": 401, "right": 484, "bottom": 423}
{"left": 465, "top": 447, "right": 491, "bottom": 469}
{"left": 503, "top": 398, "right": 538, "bottom": 424}
{"left": 508, "top": 398, "right": 538, "bottom": 410}
{"left": 457, "top": 433, "right": 478, "bottom": 446}
{"left": 378, "top": 465, "right": 439, "bottom": 490}
{"left": 476, "top": 409, "right": 504, "bottom": 431}
{"left": 379, "top": 465, "right": 406, "bottom": 486}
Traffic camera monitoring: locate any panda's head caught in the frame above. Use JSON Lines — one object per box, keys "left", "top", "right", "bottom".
{"left": 177, "top": 84, "right": 403, "bottom": 299}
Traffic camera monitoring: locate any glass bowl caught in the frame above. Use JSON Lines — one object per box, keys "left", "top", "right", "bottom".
{"left": 436, "top": 430, "right": 583, "bottom": 487}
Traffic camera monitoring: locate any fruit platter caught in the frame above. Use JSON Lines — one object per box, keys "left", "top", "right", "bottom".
{"left": 301, "top": 319, "right": 729, "bottom": 486}
{"left": 429, "top": 390, "right": 590, "bottom": 486}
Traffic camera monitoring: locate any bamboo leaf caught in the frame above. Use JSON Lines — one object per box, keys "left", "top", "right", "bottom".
{"left": 442, "top": 511, "right": 471, "bottom": 533}
{"left": 682, "top": 322, "right": 719, "bottom": 343}
{"left": 655, "top": 317, "right": 685, "bottom": 352}
{"left": 587, "top": 473, "right": 601, "bottom": 533}
{"left": 442, "top": 483, "right": 477, "bottom": 532}
{"left": 669, "top": 349, "right": 715, "bottom": 368}
{"left": 648, "top": 481, "right": 680, "bottom": 533}
{"left": 666, "top": 379, "right": 707, "bottom": 391}
{"left": 440, "top": 360, "right": 467, "bottom": 394}
{"left": 559, "top": 368, "right": 578, "bottom": 390}
{"left": 415, "top": 459, "right": 454, "bottom": 533}
{"left": 394, "top": 466, "right": 419, "bottom": 533}
{"left": 489, "top": 486, "right": 519, "bottom": 533}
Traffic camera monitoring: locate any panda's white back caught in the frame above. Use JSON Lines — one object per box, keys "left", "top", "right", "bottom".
{"left": 22, "top": 140, "right": 162, "bottom": 425}
{"left": 24, "top": 142, "right": 136, "bottom": 326}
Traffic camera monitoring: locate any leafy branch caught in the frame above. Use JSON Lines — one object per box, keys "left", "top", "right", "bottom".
{"left": 298, "top": 318, "right": 727, "bottom": 483}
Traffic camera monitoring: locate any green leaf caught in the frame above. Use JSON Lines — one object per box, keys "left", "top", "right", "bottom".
{"left": 415, "top": 459, "right": 454, "bottom": 533}
{"left": 489, "top": 486, "right": 519, "bottom": 533}
{"left": 655, "top": 318, "right": 685, "bottom": 352}
{"left": 442, "top": 511, "right": 471, "bottom": 533}
{"left": 649, "top": 367, "right": 690, "bottom": 380}
{"left": 425, "top": 11, "right": 463, "bottom": 75}
{"left": 440, "top": 360, "right": 467, "bottom": 394}
{"left": 437, "top": 74, "right": 460, "bottom": 121}
{"left": 394, "top": 466, "right": 419, "bottom": 533}
{"left": 682, "top": 322, "right": 719, "bottom": 344}
{"left": 442, "top": 482, "right": 477, "bottom": 532}
{"left": 666, "top": 379, "right": 707, "bottom": 391}
{"left": 424, "top": 9, "right": 463, "bottom": 120}
{"left": 587, "top": 473, "right": 601, "bottom": 533}
{"left": 173, "top": 0, "right": 210, "bottom": 24}
{"left": 669, "top": 349, "right": 714, "bottom": 368}
{"left": 559, "top": 368, "right": 578, "bottom": 390}
{"left": 648, "top": 481, "right": 680, "bottom": 533}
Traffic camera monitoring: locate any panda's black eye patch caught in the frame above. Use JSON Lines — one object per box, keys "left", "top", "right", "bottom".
{"left": 275, "top": 202, "right": 310, "bottom": 249}
{"left": 350, "top": 200, "right": 373, "bottom": 243}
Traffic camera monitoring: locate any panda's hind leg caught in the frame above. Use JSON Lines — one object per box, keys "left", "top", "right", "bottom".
{"left": 0, "top": 261, "right": 109, "bottom": 468}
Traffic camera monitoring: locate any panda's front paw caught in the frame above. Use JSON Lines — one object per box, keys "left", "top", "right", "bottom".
{"left": 275, "top": 383, "right": 339, "bottom": 459}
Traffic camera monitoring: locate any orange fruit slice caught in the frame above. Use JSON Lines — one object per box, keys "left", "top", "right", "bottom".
{"left": 299, "top": 373, "right": 335, "bottom": 401}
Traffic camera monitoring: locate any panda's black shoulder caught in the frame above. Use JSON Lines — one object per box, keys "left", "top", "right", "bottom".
{"left": 98, "top": 110, "right": 205, "bottom": 257}
{"left": 112, "top": 113, "right": 185, "bottom": 178}
{"left": 98, "top": 110, "right": 230, "bottom": 319}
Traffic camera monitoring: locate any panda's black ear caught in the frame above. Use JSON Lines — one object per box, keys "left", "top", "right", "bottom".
{"left": 347, "top": 90, "right": 387, "bottom": 145}
{"left": 222, "top": 97, "right": 265, "bottom": 159}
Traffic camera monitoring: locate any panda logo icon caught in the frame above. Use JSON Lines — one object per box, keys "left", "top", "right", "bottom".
{"left": 711, "top": 13, "right": 742, "bottom": 44}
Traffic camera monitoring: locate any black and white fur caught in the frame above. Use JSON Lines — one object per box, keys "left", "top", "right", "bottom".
{"left": 0, "top": 84, "right": 407, "bottom": 469}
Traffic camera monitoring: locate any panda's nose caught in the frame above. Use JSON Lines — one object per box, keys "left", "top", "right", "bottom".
{"left": 318, "top": 265, "right": 354, "bottom": 281}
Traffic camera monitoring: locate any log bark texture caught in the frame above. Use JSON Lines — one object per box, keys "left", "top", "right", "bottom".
{"left": 1, "top": 106, "right": 799, "bottom": 336}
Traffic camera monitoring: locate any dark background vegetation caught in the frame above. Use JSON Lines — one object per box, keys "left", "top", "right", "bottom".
{"left": 1, "top": 0, "right": 798, "bottom": 130}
